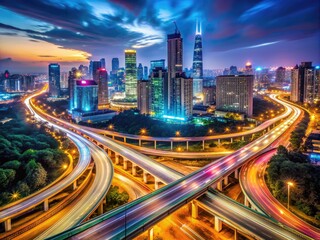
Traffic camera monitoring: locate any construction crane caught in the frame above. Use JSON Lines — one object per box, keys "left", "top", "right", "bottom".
{"left": 173, "top": 21, "right": 180, "bottom": 34}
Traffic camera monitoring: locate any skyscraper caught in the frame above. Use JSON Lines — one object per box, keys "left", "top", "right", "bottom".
{"left": 170, "top": 73, "right": 193, "bottom": 119}
{"left": 291, "top": 62, "right": 320, "bottom": 104}
{"left": 230, "top": 66, "right": 238, "bottom": 75}
{"left": 48, "top": 63, "right": 60, "bottom": 98}
{"left": 137, "top": 80, "right": 150, "bottom": 115}
{"left": 100, "top": 58, "right": 106, "bottom": 69}
{"left": 74, "top": 80, "right": 98, "bottom": 112}
{"left": 143, "top": 66, "right": 148, "bottom": 80}
{"left": 276, "top": 67, "right": 286, "bottom": 83}
{"left": 125, "top": 49, "right": 137, "bottom": 100}
{"left": 150, "top": 59, "right": 165, "bottom": 72}
{"left": 68, "top": 67, "right": 81, "bottom": 111}
{"left": 192, "top": 21, "right": 203, "bottom": 97}
{"left": 150, "top": 67, "right": 167, "bottom": 117}
{"left": 92, "top": 61, "right": 102, "bottom": 83}
{"left": 112, "top": 58, "right": 119, "bottom": 71}
{"left": 167, "top": 26, "right": 183, "bottom": 112}
{"left": 137, "top": 63, "right": 143, "bottom": 80}
{"left": 216, "top": 75, "right": 253, "bottom": 117}
{"left": 97, "top": 68, "right": 108, "bottom": 107}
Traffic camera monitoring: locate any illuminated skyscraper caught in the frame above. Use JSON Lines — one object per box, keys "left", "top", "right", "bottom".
{"left": 100, "top": 58, "right": 106, "bottom": 69}
{"left": 137, "top": 80, "right": 150, "bottom": 114}
{"left": 167, "top": 26, "right": 183, "bottom": 111}
{"left": 125, "top": 49, "right": 137, "bottom": 100}
{"left": 150, "top": 67, "right": 167, "bottom": 117}
{"left": 112, "top": 58, "right": 119, "bottom": 71}
{"left": 192, "top": 21, "right": 203, "bottom": 97}
{"left": 291, "top": 62, "right": 319, "bottom": 104}
{"left": 150, "top": 59, "right": 165, "bottom": 72}
{"left": 92, "top": 61, "right": 102, "bottom": 83}
{"left": 216, "top": 75, "right": 253, "bottom": 117}
{"left": 97, "top": 68, "right": 108, "bottom": 107}
{"left": 276, "top": 67, "right": 286, "bottom": 83}
{"left": 137, "top": 63, "right": 143, "bottom": 80}
{"left": 48, "top": 63, "right": 60, "bottom": 98}
{"left": 144, "top": 66, "right": 148, "bottom": 80}
{"left": 74, "top": 80, "right": 98, "bottom": 112}
{"left": 68, "top": 67, "right": 81, "bottom": 110}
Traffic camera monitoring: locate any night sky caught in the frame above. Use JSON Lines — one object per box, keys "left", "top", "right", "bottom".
{"left": 0, "top": 0, "right": 319, "bottom": 73}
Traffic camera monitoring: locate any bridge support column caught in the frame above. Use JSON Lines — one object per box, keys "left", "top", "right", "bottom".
{"left": 234, "top": 168, "right": 239, "bottom": 179}
{"left": 217, "top": 180, "right": 223, "bottom": 191}
{"left": 98, "top": 202, "right": 103, "bottom": 215}
{"left": 143, "top": 172, "right": 148, "bottom": 184}
{"left": 139, "top": 139, "right": 141, "bottom": 146}
{"left": 115, "top": 154, "right": 120, "bottom": 165}
{"left": 155, "top": 179, "right": 161, "bottom": 190}
{"left": 242, "top": 136, "right": 245, "bottom": 141}
{"left": 191, "top": 201, "right": 198, "bottom": 219}
{"left": 214, "top": 216, "right": 222, "bottom": 232}
{"left": 202, "top": 140, "right": 205, "bottom": 150}
{"left": 123, "top": 159, "right": 128, "bottom": 170}
{"left": 224, "top": 176, "right": 229, "bottom": 186}
{"left": 123, "top": 137, "right": 126, "bottom": 143}
{"left": 44, "top": 199, "right": 49, "bottom": 211}
{"left": 4, "top": 219, "right": 11, "bottom": 232}
{"left": 230, "top": 138, "right": 233, "bottom": 143}
{"left": 108, "top": 149, "right": 112, "bottom": 157}
{"left": 234, "top": 229, "right": 239, "bottom": 240}
{"left": 186, "top": 141, "right": 189, "bottom": 151}
{"left": 73, "top": 180, "right": 77, "bottom": 190}
{"left": 148, "top": 227, "right": 154, "bottom": 240}
{"left": 132, "top": 164, "right": 137, "bottom": 176}
{"left": 244, "top": 196, "right": 250, "bottom": 207}
{"left": 170, "top": 141, "right": 173, "bottom": 150}
{"left": 218, "top": 139, "right": 221, "bottom": 145}
{"left": 154, "top": 141, "right": 157, "bottom": 149}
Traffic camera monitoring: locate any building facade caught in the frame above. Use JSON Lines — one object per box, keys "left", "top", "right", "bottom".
{"left": 97, "top": 68, "right": 108, "bottom": 107}
{"left": 137, "top": 63, "right": 143, "bottom": 80}
{"left": 276, "top": 66, "right": 286, "bottom": 83}
{"left": 137, "top": 80, "right": 150, "bottom": 115}
{"left": 92, "top": 61, "right": 102, "bottom": 83}
{"left": 203, "top": 86, "right": 216, "bottom": 106}
{"left": 48, "top": 63, "right": 60, "bottom": 98}
{"left": 74, "top": 80, "right": 98, "bottom": 112}
{"left": 150, "top": 68, "right": 167, "bottom": 117}
{"left": 112, "top": 58, "right": 119, "bottom": 71}
{"left": 150, "top": 59, "right": 165, "bottom": 72}
{"left": 125, "top": 49, "right": 137, "bottom": 100}
{"left": 216, "top": 75, "right": 253, "bottom": 117}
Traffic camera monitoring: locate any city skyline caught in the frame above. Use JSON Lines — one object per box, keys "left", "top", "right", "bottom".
{"left": 0, "top": 0, "right": 319, "bottom": 72}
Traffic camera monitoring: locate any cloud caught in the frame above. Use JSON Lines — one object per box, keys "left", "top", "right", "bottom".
{"left": 38, "top": 55, "right": 57, "bottom": 57}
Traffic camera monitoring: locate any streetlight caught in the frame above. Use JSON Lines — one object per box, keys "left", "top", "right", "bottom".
{"left": 287, "top": 181, "right": 294, "bottom": 210}
{"left": 140, "top": 128, "right": 146, "bottom": 135}
{"left": 108, "top": 124, "right": 114, "bottom": 130}
{"left": 208, "top": 129, "right": 213, "bottom": 134}
{"left": 11, "top": 192, "right": 20, "bottom": 201}
{"left": 62, "top": 164, "right": 68, "bottom": 170}
{"left": 175, "top": 131, "right": 180, "bottom": 137}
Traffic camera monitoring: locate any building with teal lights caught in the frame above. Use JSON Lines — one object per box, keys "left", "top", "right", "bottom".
{"left": 73, "top": 80, "right": 98, "bottom": 112}
{"left": 125, "top": 49, "right": 137, "bottom": 100}
{"left": 150, "top": 67, "right": 167, "bottom": 117}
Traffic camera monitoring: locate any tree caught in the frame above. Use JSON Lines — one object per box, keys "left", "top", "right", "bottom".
{"left": 0, "top": 168, "right": 16, "bottom": 190}
{"left": 25, "top": 160, "right": 47, "bottom": 190}
{"left": 277, "top": 145, "right": 288, "bottom": 156}
{"left": 1, "top": 160, "right": 21, "bottom": 170}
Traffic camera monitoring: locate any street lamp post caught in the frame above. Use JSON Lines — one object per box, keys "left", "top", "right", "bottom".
{"left": 287, "top": 181, "right": 294, "bottom": 210}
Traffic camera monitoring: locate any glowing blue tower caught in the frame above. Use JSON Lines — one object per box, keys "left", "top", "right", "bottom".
{"left": 192, "top": 21, "right": 203, "bottom": 97}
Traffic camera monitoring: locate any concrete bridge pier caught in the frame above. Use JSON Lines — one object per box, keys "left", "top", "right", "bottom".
{"left": 154, "top": 141, "right": 157, "bottom": 149}
{"left": 202, "top": 140, "right": 205, "bottom": 150}
{"left": 234, "top": 168, "right": 239, "bottom": 179}
{"left": 123, "top": 159, "right": 128, "bottom": 170}
{"left": 107, "top": 149, "right": 112, "bottom": 157}
{"left": 143, "top": 172, "right": 149, "bottom": 184}
{"left": 132, "top": 164, "right": 137, "bottom": 176}
{"left": 115, "top": 154, "right": 120, "bottom": 165}
{"left": 217, "top": 180, "right": 223, "bottom": 191}
{"left": 139, "top": 139, "right": 141, "bottom": 146}
{"left": 154, "top": 179, "right": 161, "bottom": 190}
{"left": 214, "top": 216, "right": 222, "bottom": 232}
{"left": 98, "top": 202, "right": 104, "bottom": 215}
{"left": 73, "top": 180, "right": 77, "bottom": 190}
{"left": 191, "top": 200, "right": 198, "bottom": 219}
{"left": 170, "top": 141, "right": 173, "bottom": 150}
{"left": 44, "top": 199, "right": 49, "bottom": 211}
{"left": 224, "top": 176, "right": 229, "bottom": 186}
{"left": 4, "top": 219, "right": 11, "bottom": 232}
{"left": 148, "top": 227, "right": 154, "bottom": 240}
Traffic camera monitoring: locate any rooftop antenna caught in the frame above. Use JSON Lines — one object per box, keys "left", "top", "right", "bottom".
{"left": 173, "top": 21, "right": 180, "bottom": 34}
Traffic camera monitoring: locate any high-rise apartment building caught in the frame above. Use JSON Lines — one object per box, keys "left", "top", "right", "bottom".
{"left": 291, "top": 62, "right": 320, "bottom": 104}
{"left": 97, "top": 68, "right": 108, "bottom": 107}
{"left": 144, "top": 66, "right": 148, "bottom": 80}
{"left": 192, "top": 21, "right": 203, "bottom": 97}
{"left": 92, "top": 61, "right": 102, "bottom": 83}
{"left": 276, "top": 66, "right": 286, "bottom": 83}
{"left": 125, "top": 49, "right": 137, "bottom": 100}
{"left": 203, "top": 86, "right": 216, "bottom": 106}
{"left": 112, "top": 58, "right": 119, "bottom": 71}
{"left": 48, "top": 63, "right": 60, "bottom": 98}
{"left": 216, "top": 75, "right": 253, "bottom": 117}
{"left": 137, "top": 63, "right": 143, "bottom": 80}
{"left": 170, "top": 73, "right": 193, "bottom": 119}
{"left": 150, "top": 67, "right": 167, "bottom": 117}
{"left": 137, "top": 80, "right": 150, "bottom": 115}
{"left": 100, "top": 58, "right": 106, "bottom": 69}
{"left": 167, "top": 29, "right": 183, "bottom": 112}
{"left": 150, "top": 59, "right": 165, "bottom": 72}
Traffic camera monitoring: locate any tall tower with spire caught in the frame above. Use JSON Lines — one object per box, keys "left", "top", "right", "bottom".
{"left": 192, "top": 20, "right": 203, "bottom": 97}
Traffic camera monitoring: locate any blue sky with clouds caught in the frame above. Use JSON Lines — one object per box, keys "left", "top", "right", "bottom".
{"left": 0, "top": 0, "right": 319, "bottom": 72}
